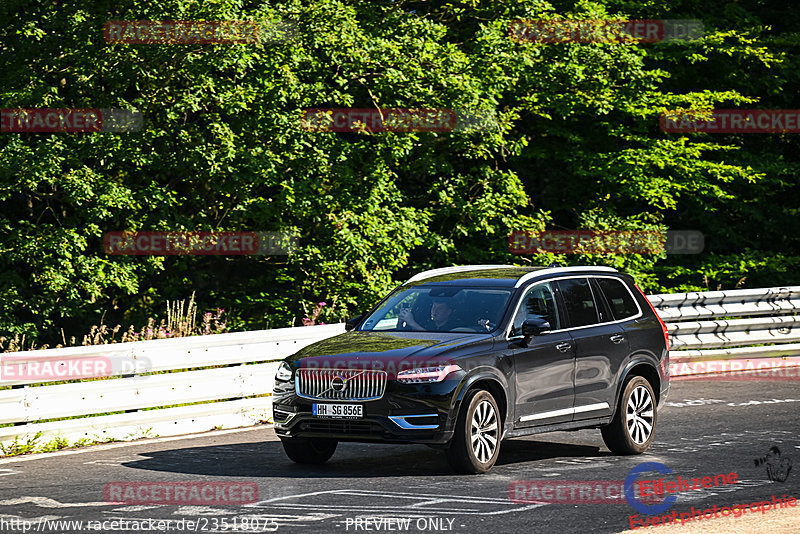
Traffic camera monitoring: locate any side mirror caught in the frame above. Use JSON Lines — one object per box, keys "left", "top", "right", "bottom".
{"left": 522, "top": 317, "right": 551, "bottom": 337}
{"left": 345, "top": 314, "right": 364, "bottom": 331}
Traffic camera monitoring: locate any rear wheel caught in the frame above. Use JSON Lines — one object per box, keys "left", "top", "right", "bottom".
{"left": 601, "top": 376, "right": 657, "bottom": 454}
{"left": 445, "top": 389, "right": 501, "bottom": 474}
{"left": 280, "top": 437, "right": 338, "bottom": 464}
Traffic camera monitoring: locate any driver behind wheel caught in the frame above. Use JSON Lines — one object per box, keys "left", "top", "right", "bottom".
{"left": 399, "top": 298, "right": 460, "bottom": 331}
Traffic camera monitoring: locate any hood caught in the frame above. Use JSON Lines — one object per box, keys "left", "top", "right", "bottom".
{"left": 286, "top": 330, "right": 494, "bottom": 378}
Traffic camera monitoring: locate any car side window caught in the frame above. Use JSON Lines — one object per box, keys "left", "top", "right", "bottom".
{"left": 511, "top": 283, "right": 560, "bottom": 336}
{"left": 596, "top": 277, "right": 639, "bottom": 320}
{"left": 555, "top": 278, "right": 599, "bottom": 328}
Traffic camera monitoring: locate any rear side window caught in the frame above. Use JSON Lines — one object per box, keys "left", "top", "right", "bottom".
{"left": 596, "top": 278, "right": 639, "bottom": 320}
{"left": 555, "top": 278, "right": 599, "bottom": 328}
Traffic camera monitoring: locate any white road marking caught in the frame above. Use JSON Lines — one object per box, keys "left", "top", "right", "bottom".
{"left": 0, "top": 496, "right": 114, "bottom": 508}
{"left": 660, "top": 429, "right": 797, "bottom": 454}
{"left": 0, "top": 468, "right": 20, "bottom": 476}
{"left": 109, "top": 505, "right": 163, "bottom": 512}
{"left": 249, "top": 489, "right": 545, "bottom": 516}
{"left": 83, "top": 457, "right": 143, "bottom": 466}
{"left": 665, "top": 398, "right": 725, "bottom": 408}
{"left": 170, "top": 506, "right": 239, "bottom": 516}
{"left": 726, "top": 398, "right": 799, "bottom": 406}
{"left": 665, "top": 398, "right": 800, "bottom": 408}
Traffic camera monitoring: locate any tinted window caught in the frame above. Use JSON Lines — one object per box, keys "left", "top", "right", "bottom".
{"left": 596, "top": 278, "right": 639, "bottom": 320}
{"left": 511, "top": 283, "right": 560, "bottom": 336}
{"left": 556, "top": 278, "right": 599, "bottom": 328}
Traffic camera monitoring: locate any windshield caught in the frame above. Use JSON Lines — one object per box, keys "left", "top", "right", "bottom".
{"left": 359, "top": 286, "right": 513, "bottom": 333}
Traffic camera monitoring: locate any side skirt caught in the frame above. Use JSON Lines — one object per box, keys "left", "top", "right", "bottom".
{"left": 502, "top": 416, "right": 612, "bottom": 439}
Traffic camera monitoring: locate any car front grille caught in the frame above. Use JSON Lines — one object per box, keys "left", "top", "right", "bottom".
{"left": 295, "top": 369, "right": 387, "bottom": 401}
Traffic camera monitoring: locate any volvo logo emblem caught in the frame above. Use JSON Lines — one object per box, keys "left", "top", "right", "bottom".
{"left": 331, "top": 376, "right": 346, "bottom": 392}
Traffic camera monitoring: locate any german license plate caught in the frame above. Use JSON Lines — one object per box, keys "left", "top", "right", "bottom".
{"left": 312, "top": 403, "right": 363, "bottom": 419}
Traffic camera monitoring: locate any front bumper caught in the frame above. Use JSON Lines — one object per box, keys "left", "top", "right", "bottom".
{"left": 272, "top": 378, "right": 460, "bottom": 444}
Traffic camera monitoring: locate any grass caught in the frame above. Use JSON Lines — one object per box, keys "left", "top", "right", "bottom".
{"left": 0, "top": 428, "right": 158, "bottom": 457}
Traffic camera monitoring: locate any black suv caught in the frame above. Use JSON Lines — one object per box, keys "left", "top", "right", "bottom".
{"left": 273, "top": 265, "right": 669, "bottom": 473}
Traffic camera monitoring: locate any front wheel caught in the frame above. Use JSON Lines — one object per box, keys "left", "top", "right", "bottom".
{"left": 280, "top": 437, "right": 338, "bottom": 464}
{"left": 601, "top": 376, "right": 657, "bottom": 454}
{"left": 445, "top": 390, "right": 501, "bottom": 474}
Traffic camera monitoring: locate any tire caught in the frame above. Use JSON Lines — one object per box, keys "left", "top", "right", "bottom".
{"left": 445, "top": 389, "right": 502, "bottom": 474}
{"left": 280, "top": 437, "right": 338, "bottom": 464}
{"left": 602, "top": 376, "right": 657, "bottom": 455}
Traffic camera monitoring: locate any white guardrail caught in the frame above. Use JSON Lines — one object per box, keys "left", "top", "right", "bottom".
{"left": 1, "top": 286, "right": 798, "bottom": 452}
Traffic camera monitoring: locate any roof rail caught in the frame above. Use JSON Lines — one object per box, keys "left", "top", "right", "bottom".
{"left": 403, "top": 265, "right": 518, "bottom": 285}
{"left": 514, "top": 266, "right": 618, "bottom": 288}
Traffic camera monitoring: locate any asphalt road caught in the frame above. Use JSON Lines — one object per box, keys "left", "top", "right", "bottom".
{"left": 1, "top": 374, "right": 798, "bottom": 534}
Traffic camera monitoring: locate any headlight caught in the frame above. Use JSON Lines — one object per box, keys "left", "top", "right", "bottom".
{"left": 397, "top": 364, "right": 461, "bottom": 383}
{"left": 275, "top": 361, "right": 293, "bottom": 381}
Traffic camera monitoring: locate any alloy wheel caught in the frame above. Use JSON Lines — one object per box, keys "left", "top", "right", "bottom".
{"left": 625, "top": 385, "right": 654, "bottom": 444}
{"left": 470, "top": 400, "right": 499, "bottom": 463}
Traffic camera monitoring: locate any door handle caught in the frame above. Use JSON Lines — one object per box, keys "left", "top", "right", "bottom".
{"left": 556, "top": 343, "right": 571, "bottom": 352}
{"left": 610, "top": 334, "right": 625, "bottom": 344}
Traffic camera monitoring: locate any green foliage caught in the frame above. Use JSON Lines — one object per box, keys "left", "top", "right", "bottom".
{"left": 0, "top": 432, "right": 43, "bottom": 456}
{"left": 1, "top": 0, "right": 798, "bottom": 344}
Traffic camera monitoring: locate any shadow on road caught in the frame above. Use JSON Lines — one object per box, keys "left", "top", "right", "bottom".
{"left": 497, "top": 439, "right": 607, "bottom": 466}
{"left": 120, "top": 438, "right": 606, "bottom": 478}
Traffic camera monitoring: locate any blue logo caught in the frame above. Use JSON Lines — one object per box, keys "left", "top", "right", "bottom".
{"left": 624, "top": 462, "right": 677, "bottom": 514}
